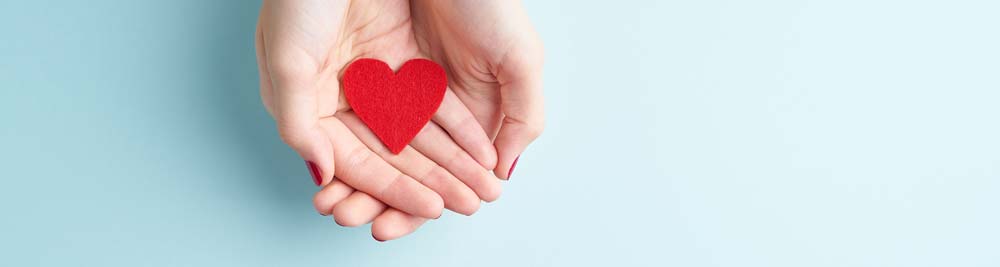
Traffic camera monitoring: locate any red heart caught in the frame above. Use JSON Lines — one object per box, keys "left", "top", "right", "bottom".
{"left": 342, "top": 58, "right": 447, "bottom": 154}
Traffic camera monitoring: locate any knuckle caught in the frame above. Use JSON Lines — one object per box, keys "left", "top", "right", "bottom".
{"left": 503, "top": 115, "right": 545, "bottom": 141}
{"left": 411, "top": 164, "right": 439, "bottom": 184}
{"left": 427, "top": 167, "right": 451, "bottom": 183}
{"left": 446, "top": 148, "right": 466, "bottom": 167}
{"left": 525, "top": 122, "right": 544, "bottom": 139}
{"left": 276, "top": 124, "right": 310, "bottom": 149}
{"left": 375, "top": 173, "right": 406, "bottom": 199}
{"left": 268, "top": 54, "right": 315, "bottom": 81}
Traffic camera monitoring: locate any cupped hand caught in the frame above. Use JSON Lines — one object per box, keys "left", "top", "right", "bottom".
{"left": 412, "top": 0, "right": 546, "bottom": 179}
{"left": 306, "top": 0, "right": 547, "bottom": 241}
{"left": 255, "top": 0, "right": 501, "bottom": 225}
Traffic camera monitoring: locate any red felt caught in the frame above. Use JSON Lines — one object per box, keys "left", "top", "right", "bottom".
{"left": 342, "top": 58, "right": 447, "bottom": 154}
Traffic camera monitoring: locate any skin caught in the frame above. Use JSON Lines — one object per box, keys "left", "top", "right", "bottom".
{"left": 256, "top": 0, "right": 499, "bottom": 217}
{"left": 412, "top": 0, "right": 545, "bottom": 179}
{"left": 256, "top": 0, "right": 544, "bottom": 241}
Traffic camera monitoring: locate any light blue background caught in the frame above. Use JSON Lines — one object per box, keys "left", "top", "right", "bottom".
{"left": 2, "top": 0, "right": 998, "bottom": 266}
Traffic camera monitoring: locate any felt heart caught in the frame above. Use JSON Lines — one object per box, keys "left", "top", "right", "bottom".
{"left": 342, "top": 58, "right": 447, "bottom": 154}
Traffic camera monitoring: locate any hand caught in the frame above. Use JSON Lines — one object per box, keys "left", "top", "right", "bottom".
{"left": 313, "top": 111, "right": 482, "bottom": 240}
{"left": 309, "top": 0, "right": 546, "bottom": 241}
{"left": 412, "top": 0, "right": 546, "bottom": 179}
{"left": 254, "top": 0, "right": 501, "bottom": 224}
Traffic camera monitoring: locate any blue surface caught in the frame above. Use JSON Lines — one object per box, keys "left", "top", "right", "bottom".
{"left": 2, "top": 0, "right": 999, "bottom": 266}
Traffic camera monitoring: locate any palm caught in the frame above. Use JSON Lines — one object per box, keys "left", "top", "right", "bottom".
{"left": 259, "top": 0, "right": 421, "bottom": 117}
{"left": 256, "top": 0, "right": 433, "bottom": 229}
{"left": 411, "top": 0, "right": 543, "bottom": 137}
{"left": 257, "top": 0, "right": 541, "bottom": 241}
{"left": 258, "top": 0, "right": 509, "bottom": 240}
{"left": 411, "top": 0, "right": 545, "bottom": 178}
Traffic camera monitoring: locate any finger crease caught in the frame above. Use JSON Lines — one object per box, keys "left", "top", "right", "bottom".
{"left": 376, "top": 173, "right": 407, "bottom": 200}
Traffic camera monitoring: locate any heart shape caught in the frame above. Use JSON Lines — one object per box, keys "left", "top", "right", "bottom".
{"left": 342, "top": 58, "right": 447, "bottom": 154}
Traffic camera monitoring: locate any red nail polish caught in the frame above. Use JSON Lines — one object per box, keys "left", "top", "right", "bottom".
{"left": 306, "top": 161, "right": 321, "bottom": 186}
{"left": 507, "top": 155, "right": 520, "bottom": 179}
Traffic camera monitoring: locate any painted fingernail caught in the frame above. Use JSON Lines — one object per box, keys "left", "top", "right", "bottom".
{"left": 507, "top": 155, "right": 520, "bottom": 180}
{"left": 306, "top": 161, "right": 321, "bottom": 186}
{"left": 373, "top": 233, "right": 385, "bottom": 242}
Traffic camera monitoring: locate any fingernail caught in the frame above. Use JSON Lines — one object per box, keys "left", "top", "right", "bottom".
{"left": 373, "top": 233, "right": 385, "bottom": 242}
{"left": 507, "top": 155, "right": 520, "bottom": 180}
{"left": 306, "top": 161, "right": 321, "bottom": 186}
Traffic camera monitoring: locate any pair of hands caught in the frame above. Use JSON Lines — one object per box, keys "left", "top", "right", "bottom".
{"left": 255, "top": 0, "right": 543, "bottom": 241}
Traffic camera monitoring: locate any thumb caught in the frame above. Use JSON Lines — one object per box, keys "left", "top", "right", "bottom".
{"left": 493, "top": 48, "right": 544, "bottom": 180}
{"left": 256, "top": 8, "right": 337, "bottom": 187}
{"left": 267, "top": 58, "right": 336, "bottom": 187}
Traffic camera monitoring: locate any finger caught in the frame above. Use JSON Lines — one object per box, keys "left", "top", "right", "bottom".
{"left": 313, "top": 179, "right": 354, "bottom": 216}
{"left": 410, "top": 122, "right": 503, "bottom": 202}
{"left": 432, "top": 90, "right": 497, "bottom": 169}
{"left": 331, "top": 191, "right": 387, "bottom": 227}
{"left": 493, "top": 44, "right": 545, "bottom": 180}
{"left": 258, "top": 17, "right": 336, "bottom": 187}
{"left": 371, "top": 208, "right": 428, "bottom": 242}
{"left": 318, "top": 117, "right": 444, "bottom": 219}
{"left": 339, "top": 112, "right": 481, "bottom": 215}
{"left": 452, "top": 90, "right": 503, "bottom": 140}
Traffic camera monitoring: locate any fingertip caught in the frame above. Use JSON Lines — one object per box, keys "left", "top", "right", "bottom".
{"left": 492, "top": 145, "right": 529, "bottom": 181}
{"left": 371, "top": 221, "right": 405, "bottom": 242}
{"left": 332, "top": 215, "right": 361, "bottom": 227}
{"left": 466, "top": 130, "right": 498, "bottom": 170}
{"left": 451, "top": 197, "right": 481, "bottom": 216}
{"left": 286, "top": 127, "right": 336, "bottom": 186}
{"left": 493, "top": 165, "right": 507, "bottom": 180}
{"left": 331, "top": 192, "right": 387, "bottom": 227}
{"left": 493, "top": 127, "right": 534, "bottom": 180}
{"left": 493, "top": 112, "right": 543, "bottom": 161}
{"left": 332, "top": 204, "right": 370, "bottom": 227}
{"left": 507, "top": 155, "right": 520, "bottom": 179}
{"left": 478, "top": 177, "right": 504, "bottom": 203}
{"left": 313, "top": 180, "right": 353, "bottom": 216}
{"left": 306, "top": 161, "right": 321, "bottom": 186}
{"left": 494, "top": 154, "right": 520, "bottom": 181}
{"left": 423, "top": 194, "right": 445, "bottom": 219}
{"left": 371, "top": 210, "right": 428, "bottom": 242}
{"left": 380, "top": 175, "right": 445, "bottom": 219}
{"left": 419, "top": 166, "right": 483, "bottom": 216}
{"left": 331, "top": 207, "right": 362, "bottom": 227}
{"left": 432, "top": 91, "right": 497, "bottom": 170}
